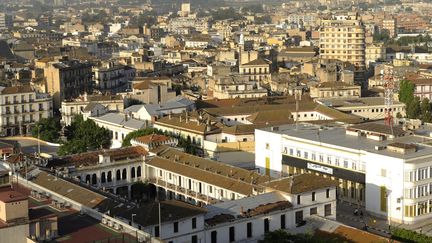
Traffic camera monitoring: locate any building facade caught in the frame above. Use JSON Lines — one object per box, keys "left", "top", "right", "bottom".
{"left": 0, "top": 86, "right": 53, "bottom": 136}
{"left": 319, "top": 14, "right": 366, "bottom": 82}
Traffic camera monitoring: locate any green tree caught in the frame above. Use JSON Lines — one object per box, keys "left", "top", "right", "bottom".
{"left": 398, "top": 79, "right": 415, "bottom": 104}
{"left": 121, "top": 128, "right": 162, "bottom": 147}
{"left": 31, "top": 117, "right": 61, "bottom": 143}
{"left": 58, "top": 115, "right": 111, "bottom": 156}
{"left": 260, "top": 230, "right": 344, "bottom": 243}
{"left": 407, "top": 97, "right": 421, "bottom": 119}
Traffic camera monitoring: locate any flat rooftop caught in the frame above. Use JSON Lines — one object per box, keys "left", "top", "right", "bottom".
{"left": 258, "top": 123, "right": 432, "bottom": 160}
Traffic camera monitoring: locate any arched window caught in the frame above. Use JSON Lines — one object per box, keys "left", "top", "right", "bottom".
{"left": 85, "top": 175, "right": 91, "bottom": 184}
{"left": 101, "top": 172, "right": 106, "bottom": 183}
{"left": 116, "top": 170, "right": 121, "bottom": 180}
{"left": 107, "top": 171, "right": 112, "bottom": 182}
{"left": 137, "top": 166, "right": 142, "bottom": 177}
{"left": 91, "top": 174, "right": 97, "bottom": 185}
{"left": 122, "top": 168, "right": 127, "bottom": 180}
{"left": 131, "top": 167, "right": 136, "bottom": 178}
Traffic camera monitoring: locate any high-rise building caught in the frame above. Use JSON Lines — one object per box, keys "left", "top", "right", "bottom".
{"left": 179, "top": 3, "right": 191, "bottom": 17}
{"left": 382, "top": 18, "right": 397, "bottom": 38}
{"left": 319, "top": 14, "right": 366, "bottom": 83}
{"left": 0, "top": 13, "right": 13, "bottom": 30}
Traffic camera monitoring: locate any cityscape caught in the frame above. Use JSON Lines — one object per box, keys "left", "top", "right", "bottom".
{"left": 1, "top": 0, "right": 432, "bottom": 242}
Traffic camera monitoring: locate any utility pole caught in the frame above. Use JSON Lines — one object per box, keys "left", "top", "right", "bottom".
{"left": 294, "top": 89, "right": 301, "bottom": 130}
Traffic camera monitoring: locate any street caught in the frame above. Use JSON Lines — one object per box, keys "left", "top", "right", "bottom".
{"left": 1, "top": 136, "right": 59, "bottom": 156}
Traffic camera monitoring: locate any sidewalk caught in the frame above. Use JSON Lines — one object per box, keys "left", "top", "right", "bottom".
{"left": 336, "top": 201, "right": 391, "bottom": 237}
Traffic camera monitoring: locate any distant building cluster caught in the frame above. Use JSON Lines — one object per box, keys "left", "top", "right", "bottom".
{"left": 2, "top": 0, "right": 432, "bottom": 242}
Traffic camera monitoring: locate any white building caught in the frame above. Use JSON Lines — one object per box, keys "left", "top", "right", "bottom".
{"left": 255, "top": 122, "right": 432, "bottom": 224}
{"left": 317, "top": 97, "right": 406, "bottom": 121}
{"left": 88, "top": 112, "right": 149, "bottom": 148}
{"left": 0, "top": 85, "right": 53, "bottom": 136}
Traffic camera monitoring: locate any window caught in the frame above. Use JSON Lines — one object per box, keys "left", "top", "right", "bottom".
{"left": 265, "top": 143, "right": 269, "bottom": 149}
{"left": 264, "top": 218, "right": 270, "bottom": 233}
{"left": 311, "top": 153, "right": 316, "bottom": 161}
{"left": 155, "top": 226, "right": 160, "bottom": 237}
{"left": 343, "top": 160, "right": 348, "bottom": 168}
{"left": 310, "top": 207, "right": 318, "bottom": 215}
{"left": 289, "top": 148, "right": 294, "bottom": 155}
{"left": 229, "top": 226, "right": 235, "bottom": 242}
{"left": 325, "top": 204, "right": 332, "bottom": 216}
{"left": 312, "top": 192, "right": 316, "bottom": 201}
{"left": 280, "top": 214, "right": 286, "bottom": 229}
{"left": 295, "top": 211, "right": 303, "bottom": 225}
{"left": 326, "top": 189, "right": 330, "bottom": 198}
{"left": 381, "top": 169, "right": 387, "bottom": 177}
{"left": 192, "top": 217, "right": 196, "bottom": 229}
{"left": 297, "top": 195, "right": 301, "bottom": 204}
{"left": 191, "top": 235, "right": 198, "bottom": 243}
{"left": 304, "top": 151, "right": 308, "bottom": 159}
{"left": 209, "top": 186, "right": 213, "bottom": 193}
{"left": 247, "top": 222, "right": 252, "bottom": 238}
{"left": 173, "top": 222, "right": 178, "bottom": 233}
{"left": 296, "top": 150, "right": 301, "bottom": 157}
{"left": 211, "top": 231, "right": 217, "bottom": 243}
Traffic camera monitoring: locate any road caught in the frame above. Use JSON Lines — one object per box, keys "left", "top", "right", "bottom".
{"left": 1, "top": 136, "right": 59, "bottom": 156}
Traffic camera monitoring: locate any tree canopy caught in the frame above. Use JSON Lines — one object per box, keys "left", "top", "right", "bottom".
{"left": 399, "top": 79, "right": 415, "bottom": 104}
{"left": 259, "top": 230, "right": 347, "bottom": 243}
{"left": 31, "top": 117, "right": 61, "bottom": 143}
{"left": 58, "top": 115, "right": 111, "bottom": 156}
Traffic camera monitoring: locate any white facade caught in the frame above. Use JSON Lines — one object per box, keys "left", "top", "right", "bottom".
{"left": 0, "top": 86, "right": 53, "bottom": 136}
{"left": 255, "top": 123, "right": 432, "bottom": 224}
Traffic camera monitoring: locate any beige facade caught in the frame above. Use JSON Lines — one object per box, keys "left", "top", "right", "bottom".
{"left": 383, "top": 18, "right": 397, "bottom": 38}
{"left": 0, "top": 198, "right": 28, "bottom": 223}
{"left": 365, "top": 43, "right": 386, "bottom": 67}
{"left": 39, "top": 57, "right": 93, "bottom": 109}
{"left": 239, "top": 58, "right": 271, "bottom": 83}
{"left": 125, "top": 80, "right": 176, "bottom": 105}
{"left": 319, "top": 15, "right": 366, "bottom": 81}
{"left": 310, "top": 82, "right": 361, "bottom": 99}
{"left": 0, "top": 86, "right": 53, "bottom": 136}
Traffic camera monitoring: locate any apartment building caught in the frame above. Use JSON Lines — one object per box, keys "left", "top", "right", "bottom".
{"left": 319, "top": 14, "right": 366, "bottom": 82}
{"left": 60, "top": 94, "right": 124, "bottom": 126}
{"left": 0, "top": 86, "right": 53, "bottom": 136}
{"left": 208, "top": 75, "right": 268, "bottom": 99}
{"left": 382, "top": 18, "right": 397, "bottom": 38}
{"left": 239, "top": 58, "right": 271, "bottom": 83}
{"left": 256, "top": 122, "right": 432, "bottom": 224}
{"left": 93, "top": 62, "right": 136, "bottom": 94}
{"left": 365, "top": 43, "right": 386, "bottom": 68}
{"left": 0, "top": 13, "right": 13, "bottom": 30}
{"left": 39, "top": 57, "right": 93, "bottom": 109}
